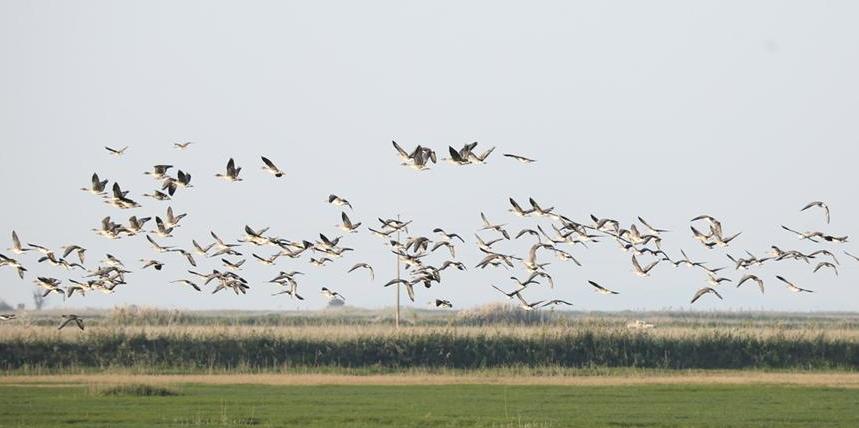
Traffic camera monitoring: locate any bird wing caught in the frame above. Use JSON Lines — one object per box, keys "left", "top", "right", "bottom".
{"left": 261, "top": 156, "right": 278, "bottom": 170}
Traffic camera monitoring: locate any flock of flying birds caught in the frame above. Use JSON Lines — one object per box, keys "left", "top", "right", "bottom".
{"left": 0, "top": 141, "right": 853, "bottom": 330}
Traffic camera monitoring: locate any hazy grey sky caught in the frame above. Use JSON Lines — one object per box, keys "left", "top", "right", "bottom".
{"left": 1, "top": 1, "right": 858, "bottom": 311}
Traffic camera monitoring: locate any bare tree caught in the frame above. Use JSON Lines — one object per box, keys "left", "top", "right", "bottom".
{"left": 32, "top": 290, "right": 47, "bottom": 311}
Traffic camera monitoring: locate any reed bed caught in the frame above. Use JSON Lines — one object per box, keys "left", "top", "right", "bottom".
{"left": 1, "top": 325, "right": 857, "bottom": 372}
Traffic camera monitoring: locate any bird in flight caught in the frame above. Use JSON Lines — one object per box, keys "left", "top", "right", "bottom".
{"left": 105, "top": 146, "right": 128, "bottom": 156}
{"left": 690, "top": 287, "right": 723, "bottom": 304}
{"left": 261, "top": 156, "right": 285, "bottom": 178}
{"left": 801, "top": 201, "right": 830, "bottom": 224}
{"left": 503, "top": 153, "right": 536, "bottom": 164}
{"left": 58, "top": 315, "right": 85, "bottom": 331}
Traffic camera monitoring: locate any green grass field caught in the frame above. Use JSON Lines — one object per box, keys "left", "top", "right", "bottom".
{"left": 1, "top": 383, "right": 858, "bottom": 427}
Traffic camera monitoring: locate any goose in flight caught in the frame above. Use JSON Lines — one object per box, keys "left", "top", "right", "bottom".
{"left": 509, "top": 274, "right": 541, "bottom": 288}
{"left": 321, "top": 287, "right": 345, "bottom": 302}
{"left": 528, "top": 198, "right": 554, "bottom": 217}
{"left": 222, "top": 258, "right": 246, "bottom": 271}
{"left": 433, "top": 228, "right": 465, "bottom": 243}
{"left": 392, "top": 141, "right": 437, "bottom": 170}
{"left": 310, "top": 257, "right": 334, "bottom": 267}
{"left": 215, "top": 158, "right": 243, "bottom": 181}
{"left": 143, "top": 190, "right": 171, "bottom": 201}
{"left": 588, "top": 280, "right": 619, "bottom": 295}
{"left": 152, "top": 217, "right": 175, "bottom": 237}
{"left": 737, "top": 275, "right": 765, "bottom": 294}
{"left": 0, "top": 314, "right": 16, "bottom": 321}
{"left": 338, "top": 212, "right": 362, "bottom": 233}
{"left": 140, "top": 259, "right": 165, "bottom": 271}
{"left": 443, "top": 146, "right": 470, "bottom": 166}
{"left": 58, "top": 315, "right": 85, "bottom": 331}
{"left": 431, "top": 241, "right": 456, "bottom": 258}
{"left": 491, "top": 284, "right": 526, "bottom": 299}
{"left": 171, "top": 279, "right": 201, "bottom": 292}
{"left": 348, "top": 263, "right": 374, "bottom": 280}
{"left": 81, "top": 173, "right": 109, "bottom": 195}
{"left": 631, "top": 255, "right": 659, "bottom": 277}
{"left": 192, "top": 240, "right": 215, "bottom": 256}
{"left": 272, "top": 288, "right": 304, "bottom": 300}
{"left": 690, "top": 287, "right": 723, "bottom": 304}
{"left": 540, "top": 299, "right": 573, "bottom": 308}
{"left": 61, "top": 245, "right": 87, "bottom": 264}
{"left": 163, "top": 170, "right": 193, "bottom": 195}
{"left": 637, "top": 217, "right": 669, "bottom": 234}
{"left": 383, "top": 278, "right": 416, "bottom": 302}
{"left": 146, "top": 235, "right": 174, "bottom": 253}
{"left": 480, "top": 212, "right": 510, "bottom": 239}
{"left": 503, "top": 153, "right": 536, "bottom": 164}
{"left": 515, "top": 293, "right": 545, "bottom": 311}
{"left": 105, "top": 183, "right": 140, "bottom": 209}
{"left": 776, "top": 275, "right": 814, "bottom": 293}
{"left": 328, "top": 194, "right": 352, "bottom": 210}
{"left": 125, "top": 216, "right": 151, "bottom": 235}
{"left": 706, "top": 273, "right": 732, "bottom": 287}
{"left": 508, "top": 198, "right": 534, "bottom": 217}
{"left": 439, "top": 260, "right": 466, "bottom": 271}
{"left": 174, "top": 142, "right": 194, "bottom": 150}
{"left": 163, "top": 207, "right": 187, "bottom": 229}
{"left": 93, "top": 217, "right": 123, "bottom": 239}
{"left": 801, "top": 201, "right": 830, "bottom": 224}
{"left": 672, "top": 250, "right": 705, "bottom": 268}
{"left": 0, "top": 254, "right": 27, "bottom": 279}
{"left": 144, "top": 165, "right": 173, "bottom": 180}
{"left": 252, "top": 252, "right": 281, "bottom": 266}
{"left": 261, "top": 156, "right": 285, "bottom": 177}
{"left": 523, "top": 243, "right": 553, "bottom": 272}
{"left": 434, "top": 299, "right": 453, "bottom": 308}
{"left": 8, "top": 231, "right": 29, "bottom": 254}
{"left": 35, "top": 277, "right": 64, "bottom": 296}
{"left": 105, "top": 146, "right": 128, "bottom": 156}
{"left": 466, "top": 146, "right": 495, "bottom": 164}
{"left": 814, "top": 261, "right": 838, "bottom": 276}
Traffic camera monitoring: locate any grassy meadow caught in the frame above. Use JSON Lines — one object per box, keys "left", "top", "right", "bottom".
{"left": 1, "top": 383, "right": 858, "bottom": 427}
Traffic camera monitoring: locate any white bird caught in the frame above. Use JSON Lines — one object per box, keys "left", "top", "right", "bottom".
{"left": 801, "top": 201, "right": 830, "bottom": 224}
{"left": 433, "top": 299, "right": 453, "bottom": 308}
{"left": 105, "top": 146, "right": 128, "bottom": 156}
{"left": 8, "top": 231, "right": 29, "bottom": 254}
{"left": 144, "top": 165, "right": 173, "bottom": 180}
{"left": 631, "top": 255, "right": 659, "bottom": 277}
{"left": 737, "top": 275, "right": 765, "bottom": 294}
{"left": 328, "top": 194, "right": 352, "bottom": 210}
{"left": 338, "top": 212, "right": 362, "bottom": 233}
{"left": 503, "top": 153, "right": 536, "bottom": 164}
{"left": 776, "top": 275, "right": 814, "bottom": 293}
{"left": 690, "top": 287, "right": 723, "bottom": 304}
{"left": 171, "top": 279, "right": 201, "bottom": 292}
{"left": 81, "top": 173, "right": 109, "bottom": 195}
{"left": 540, "top": 299, "right": 573, "bottom": 308}
{"left": 261, "top": 156, "right": 285, "bottom": 178}
{"left": 588, "top": 280, "right": 619, "bottom": 295}
{"left": 215, "top": 158, "right": 243, "bottom": 182}
{"left": 347, "top": 263, "right": 374, "bottom": 280}
{"left": 321, "top": 287, "right": 345, "bottom": 302}
{"left": 515, "top": 293, "right": 545, "bottom": 311}
{"left": 813, "top": 262, "right": 838, "bottom": 276}
{"left": 58, "top": 314, "right": 85, "bottom": 330}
